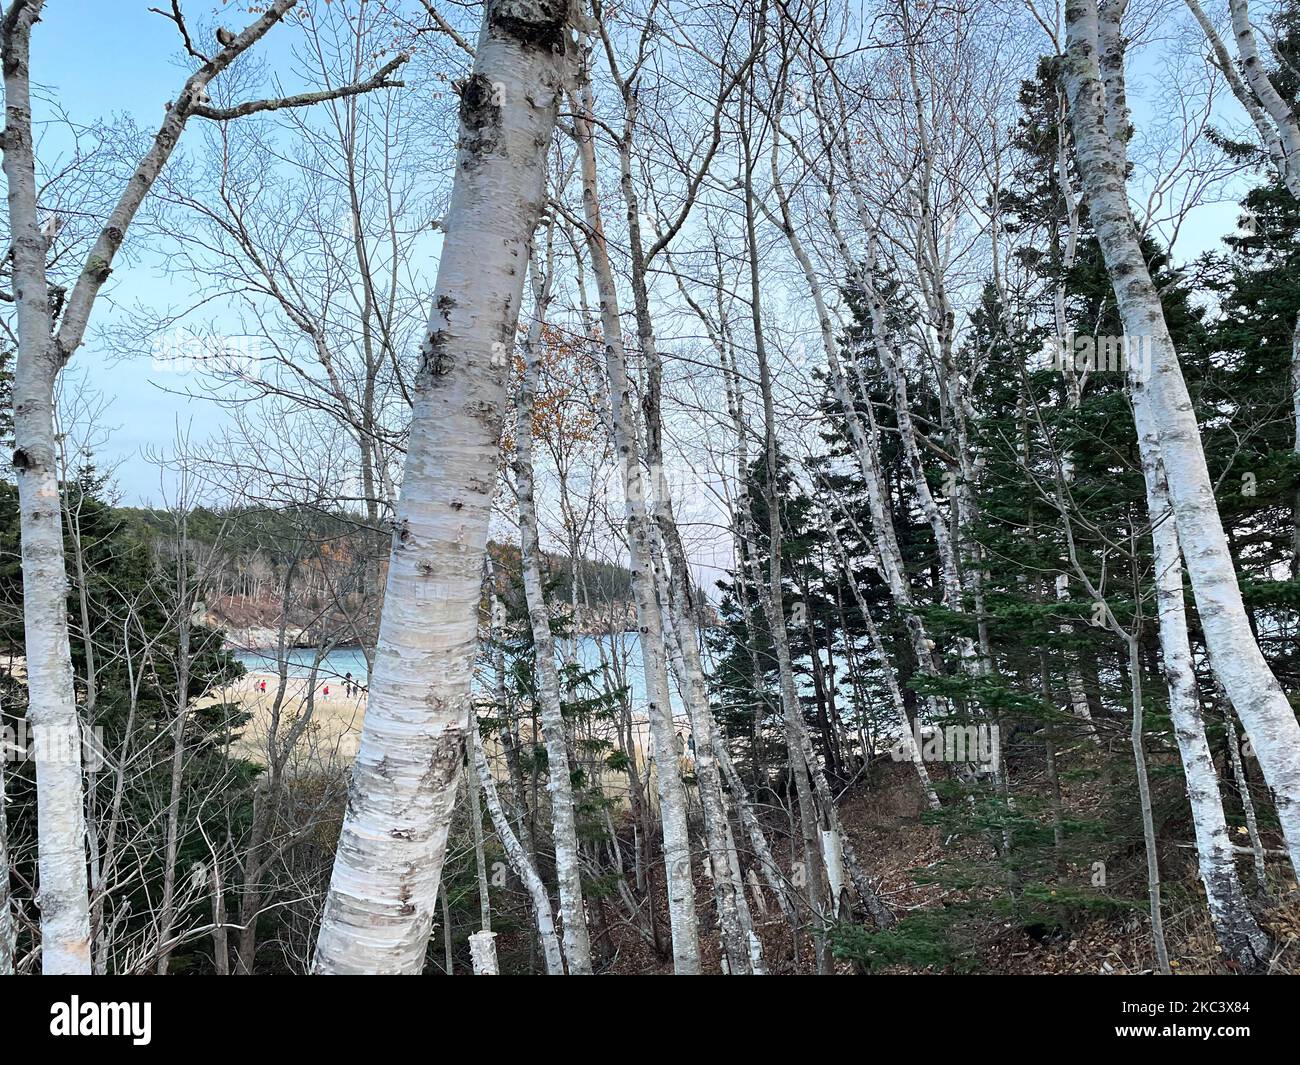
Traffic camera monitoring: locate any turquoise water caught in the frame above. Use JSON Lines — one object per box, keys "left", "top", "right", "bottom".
{"left": 236, "top": 646, "right": 375, "bottom": 684}
{"left": 234, "top": 634, "right": 654, "bottom": 704}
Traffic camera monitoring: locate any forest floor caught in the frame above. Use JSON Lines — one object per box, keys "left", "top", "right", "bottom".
{"left": 563, "top": 758, "right": 1300, "bottom": 975}
{"left": 213, "top": 669, "right": 1300, "bottom": 975}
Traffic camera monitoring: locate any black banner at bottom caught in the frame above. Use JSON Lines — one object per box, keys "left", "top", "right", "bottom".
{"left": 0, "top": 974, "right": 1288, "bottom": 1052}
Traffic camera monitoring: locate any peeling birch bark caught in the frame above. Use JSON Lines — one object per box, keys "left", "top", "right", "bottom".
{"left": 469, "top": 930, "right": 499, "bottom": 975}
{"left": 314, "top": 0, "right": 570, "bottom": 974}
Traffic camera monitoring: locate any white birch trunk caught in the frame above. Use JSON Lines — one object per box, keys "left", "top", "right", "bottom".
{"left": 313, "top": 0, "right": 570, "bottom": 973}
{"left": 514, "top": 253, "right": 593, "bottom": 975}
{"left": 746, "top": 868, "right": 768, "bottom": 918}
{"left": 488, "top": 569, "right": 538, "bottom": 862}
{"left": 4, "top": 0, "right": 380, "bottom": 977}
{"left": 820, "top": 829, "right": 847, "bottom": 917}
{"left": 471, "top": 720, "right": 565, "bottom": 974}
{"left": 1064, "top": 0, "right": 1300, "bottom": 879}
{"left": 2, "top": 1, "right": 91, "bottom": 973}
{"left": 1134, "top": 398, "right": 1271, "bottom": 970}
{"left": 1183, "top": 0, "right": 1300, "bottom": 197}
{"left": 1047, "top": 121, "right": 1099, "bottom": 731}
{"left": 744, "top": 120, "right": 895, "bottom": 932}
{"left": 568, "top": 71, "right": 701, "bottom": 974}
{"left": 657, "top": 544, "right": 759, "bottom": 973}
{"left": 1226, "top": 0, "right": 1300, "bottom": 190}
{"left": 469, "top": 930, "right": 499, "bottom": 975}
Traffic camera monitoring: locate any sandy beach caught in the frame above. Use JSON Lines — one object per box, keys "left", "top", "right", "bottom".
{"left": 224, "top": 669, "right": 694, "bottom": 813}
{"left": 223, "top": 672, "right": 369, "bottom": 770}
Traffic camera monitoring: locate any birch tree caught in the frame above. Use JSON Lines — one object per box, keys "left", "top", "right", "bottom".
{"left": 566, "top": 56, "right": 702, "bottom": 974}
{"left": 512, "top": 238, "right": 593, "bottom": 975}
{"left": 1063, "top": 0, "right": 1300, "bottom": 878}
{"left": 1, "top": 0, "right": 405, "bottom": 975}
{"left": 313, "top": 0, "right": 572, "bottom": 974}
{"left": 1133, "top": 405, "right": 1271, "bottom": 971}
{"left": 1183, "top": 0, "right": 1300, "bottom": 572}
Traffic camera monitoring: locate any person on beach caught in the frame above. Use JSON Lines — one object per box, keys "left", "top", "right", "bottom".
{"left": 323, "top": 684, "right": 330, "bottom": 701}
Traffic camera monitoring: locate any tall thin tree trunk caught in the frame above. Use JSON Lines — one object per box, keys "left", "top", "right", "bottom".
{"left": 657, "top": 544, "right": 759, "bottom": 973}
{"left": 1222, "top": 709, "right": 1269, "bottom": 895}
{"left": 488, "top": 570, "right": 537, "bottom": 862}
{"left": 156, "top": 533, "right": 194, "bottom": 975}
{"left": 1, "top": 0, "right": 91, "bottom": 974}
{"left": 440, "top": 884, "right": 453, "bottom": 975}
{"left": 314, "top": 0, "right": 570, "bottom": 974}
{"left": 1064, "top": 0, "right": 1300, "bottom": 878}
{"left": 1134, "top": 393, "right": 1270, "bottom": 969}
{"left": 568, "top": 67, "right": 701, "bottom": 974}
{"left": 466, "top": 765, "right": 491, "bottom": 935}
{"left": 1126, "top": 632, "right": 1172, "bottom": 975}
{"left": 471, "top": 699, "right": 565, "bottom": 974}
{"left": 615, "top": 59, "right": 754, "bottom": 969}
{"left": 513, "top": 250, "right": 593, "bottom": 975}
{"left": 209, "top": 848, "right": 229, "bottom": 976}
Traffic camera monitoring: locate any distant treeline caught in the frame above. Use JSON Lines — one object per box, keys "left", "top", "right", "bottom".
{"left": 115, "top": 504, "right": 636, "bottom": 609}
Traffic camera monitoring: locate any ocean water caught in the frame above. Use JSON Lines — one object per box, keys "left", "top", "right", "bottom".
{"left": 234, "top": 633, "right": 655, "bottom": 705}
{"left": 235, "top": 646, "right": 375, "bottom": 685}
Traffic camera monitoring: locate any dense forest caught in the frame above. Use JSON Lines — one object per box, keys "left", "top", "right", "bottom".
{"left": 1, "top": 0, "right": 1299, "bottom": 1000}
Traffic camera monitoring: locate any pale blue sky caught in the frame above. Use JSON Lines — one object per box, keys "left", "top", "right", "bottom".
{"left": 23, "top": 2, "right": 1257, "bottom": 507}
{"left": 39, "top": 4, "right": 228, "bottom": 501}
{"left": 30, "top": 1, "right": 381, "bottom": 505}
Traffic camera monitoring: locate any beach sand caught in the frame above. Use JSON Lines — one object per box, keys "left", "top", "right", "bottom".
{"left": 224, "top": 672, "right": 368, "bottom": 770}
{"left": 222, "top": 671, "right": 695, "bottom": 816}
